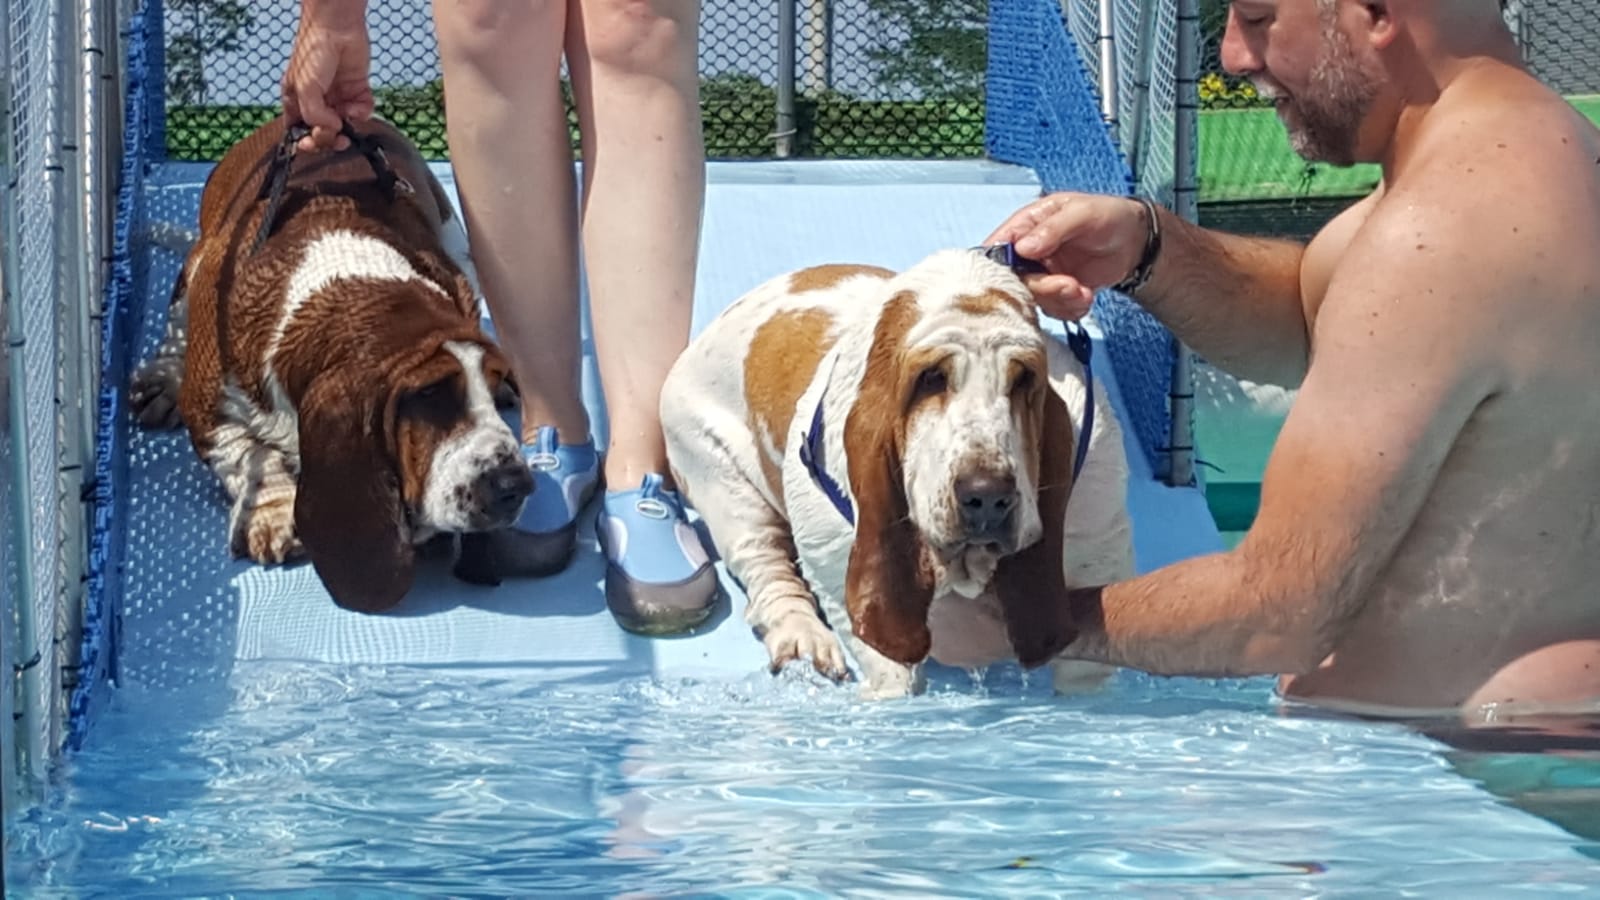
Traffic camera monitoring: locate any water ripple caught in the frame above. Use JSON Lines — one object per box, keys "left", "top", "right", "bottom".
{"left": 7, "top": 663, "right": 1600, "bottom": 895}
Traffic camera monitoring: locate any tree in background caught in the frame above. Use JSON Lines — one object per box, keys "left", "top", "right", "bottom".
{"left": 165, "top": 0, "right": 254, "bottom": 106}
{"left": 862, "top": 0, "right": 986, "bottom": 100}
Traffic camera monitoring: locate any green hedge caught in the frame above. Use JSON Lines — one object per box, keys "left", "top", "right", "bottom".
{"left": 162, "top": 95, "right": 986, "bottom": 163}
{"left": 163, "top": 93, "right": 1600, "bottom": 204}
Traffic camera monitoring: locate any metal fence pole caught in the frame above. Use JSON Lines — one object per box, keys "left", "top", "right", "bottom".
{"left": 775, "top": 0, "right": 797, "bottom": 157}
{"left": 1166, "top": 0, "right": 1199, "bottom": 487}
{"left": 84, "top": 0, "right": 112, "bottom": 369}
{"left": 1096, "top": 0, "right": 1120, "bottom": 141}
{"left": 0, "top": 5, "right": 48, "bottom": 796}
{"left": 1501, "top": 0, "right": 1528, "bottom": 61}
{"left": 0, "top": 0, "right": 24, "bottom": 816}
{"left": 800, "top": 0, "right": 831, "bottom": 94}
{"left": 45, "top": 0, "right": 87, "bottom": 751}
{"left": 56, "top": 0, "right": 106, "bottom": 712}
{"left": 1122, "top": 0, "right": 1161, "bottom": 193}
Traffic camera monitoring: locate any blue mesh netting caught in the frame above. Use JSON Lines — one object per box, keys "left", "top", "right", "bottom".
{"left": 985, "top": 0, "right": 1177, "bottom": 476}
{"left": 68, "top": 0, "right": 159, "bottom": 750}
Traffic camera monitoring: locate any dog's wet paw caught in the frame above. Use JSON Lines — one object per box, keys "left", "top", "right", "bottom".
{"left": 764, "top": 611, "right": 850, "bottom": 682}
{"left": 231, "top": 495, "right": 304, "bottom": 564}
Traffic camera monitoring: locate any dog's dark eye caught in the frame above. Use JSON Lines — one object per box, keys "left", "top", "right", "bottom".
{"left": 400, "top": 378, "right": 460, "bottom": 424}
{"left": 1012, "top": 367, "right": 1037, "bottom": 394}
{"left": 915, "top": 366, "right": 948, "bottom": 396}
{"left": 411, "top": 380, "right": 448, "bottom": 400}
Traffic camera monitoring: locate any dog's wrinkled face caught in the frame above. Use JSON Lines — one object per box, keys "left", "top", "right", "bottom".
{"left": 898, "top": 290, "right": 1051, "bottom": 594}
{"left": 389, "top": 339, "right": 531, "bottom": 537}
{"left": 842, "top": 250, "right": 1079, "bottom": 666}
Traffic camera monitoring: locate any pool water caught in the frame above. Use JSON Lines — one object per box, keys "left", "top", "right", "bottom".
{"left": 8, "top": 661, "right": 1600, "bottom": 895}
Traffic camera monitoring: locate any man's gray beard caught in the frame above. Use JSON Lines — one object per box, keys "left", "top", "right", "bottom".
{"left": 1277, "top": 20, "right": 1381, "bottom": 166}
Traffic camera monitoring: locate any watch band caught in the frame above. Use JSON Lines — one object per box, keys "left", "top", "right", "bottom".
{"left": 1111, "top": 195, "right": 1162, "bottom": 295}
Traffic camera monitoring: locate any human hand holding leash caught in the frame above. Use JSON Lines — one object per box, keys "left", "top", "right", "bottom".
{"left": 282, "top": 0, "right": 374, "bottom": 153}
{"left": 985, "top": 192, "right": 1159, "bottom": 321}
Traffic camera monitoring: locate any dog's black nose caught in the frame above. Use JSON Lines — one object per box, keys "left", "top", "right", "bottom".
{"left": 482, "top": 459, "right": 535, "bottom": 520}
{"left": 956, "top": 472, "right": 1017, "bottom": 536}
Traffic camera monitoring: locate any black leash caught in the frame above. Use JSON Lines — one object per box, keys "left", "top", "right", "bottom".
{"left": 248, "top": 119, "right": 410, "bottom": 257}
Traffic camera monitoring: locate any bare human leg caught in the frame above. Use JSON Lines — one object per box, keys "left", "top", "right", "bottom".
{"left": 432, "top": 0, "right": 589, "bottom": 447}
{"left": 564, "top": 0, "right": 704, "bottom": 490}
{"left": 432, "top": 0, "right": 606, "bottom": 580}
{"left": 567, "top": 0, "right": 718, "bottom": 633}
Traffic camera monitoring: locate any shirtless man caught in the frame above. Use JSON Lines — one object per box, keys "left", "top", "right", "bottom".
{"left": 985, "top": 0, "right": 1600, "bottom": 722}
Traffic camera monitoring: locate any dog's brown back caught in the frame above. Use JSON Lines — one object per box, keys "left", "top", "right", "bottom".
{"left": 175, "top": 114, "right": 479, "bottom": 461}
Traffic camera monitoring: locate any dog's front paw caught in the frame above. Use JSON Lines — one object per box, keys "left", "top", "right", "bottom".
{"left": 857, "top": 672, "right": 917, "bottom": 701}
{"left": 763, "top": 612, "right": 850, "bottom": 681}
{"left": 1048, "top": 658, "right": 1114, "bottom": 695}
{"left": 231, "top": 495, "right": 304, "bottom": 564}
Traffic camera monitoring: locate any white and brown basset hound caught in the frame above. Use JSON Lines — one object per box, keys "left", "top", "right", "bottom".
{"left": 128, "top": 114, "right": 532, "bottom": 613}
{"left": 661, "top": 248, "right": 1136, "bottom": 698}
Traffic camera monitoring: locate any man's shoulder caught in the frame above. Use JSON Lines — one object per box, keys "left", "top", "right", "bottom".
{"left": 1406, "top": 75, "right": 1598, "bottom": 215}
{"left": 1321, "top": 173, "right": 1529, "bottom": 332}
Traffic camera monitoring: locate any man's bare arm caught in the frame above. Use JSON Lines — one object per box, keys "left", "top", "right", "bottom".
{"left": 1037, "top": 193, "right": 1508, "bottom": 677}
{"left": 1135, "top": 203, "right": 1310, "bottom": 387}
{"left": 987, "top": 193, "right": 1311, "bottom": 386}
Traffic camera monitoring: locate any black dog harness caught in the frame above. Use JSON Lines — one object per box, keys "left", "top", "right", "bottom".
{"left": 798, "top": 243, "right": 1096, "bottom": 526}
{"left": 249, "top": 119, "right": 411, "bottom": 257}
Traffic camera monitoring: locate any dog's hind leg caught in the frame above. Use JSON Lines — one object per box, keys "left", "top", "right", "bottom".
{"left": 129, "top": 254, "right": 194, "bottom": 430}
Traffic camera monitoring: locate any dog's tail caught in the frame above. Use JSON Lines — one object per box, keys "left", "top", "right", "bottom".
{"left": 128, "top": 248, "right": 193, "bottom": 430}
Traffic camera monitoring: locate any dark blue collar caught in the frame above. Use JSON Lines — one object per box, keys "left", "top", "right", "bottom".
{"left": 799, "top": 245, "right": 1096, "bottom": 526}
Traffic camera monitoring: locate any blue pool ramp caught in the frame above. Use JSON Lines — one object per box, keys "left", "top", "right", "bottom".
{"left": 116, "top": 157, "right": 1224, "bottom": 695}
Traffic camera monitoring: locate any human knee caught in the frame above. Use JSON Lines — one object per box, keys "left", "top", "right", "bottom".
{"left": 434, "top": 0, "right": 564, "bottom": 80}
{"left": 578, "top": 0, "right": 697, "bottom": 77}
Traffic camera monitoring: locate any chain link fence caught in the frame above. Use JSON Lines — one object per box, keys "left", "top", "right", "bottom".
{"left": 2, "top": 0, "right": 122, "bottom": 807}
{"left": 160, "top": 0, "right": 986, "bottom": 162}
{"left": 1195, "top": 0, "right": 1600, "bottom": 209}
{"left": 1509, "top": 0, "right": 1600, "bottom": 96}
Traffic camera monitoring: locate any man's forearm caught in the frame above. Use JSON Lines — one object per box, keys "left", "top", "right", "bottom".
{"left": 1132, "top": 205, "right": 1311, "bottom": 387}
{"left": 1059, "top": 551, "right": 1319, "bottom": 679}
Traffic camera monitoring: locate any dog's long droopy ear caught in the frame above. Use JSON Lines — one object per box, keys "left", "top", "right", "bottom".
{"left": 843, "top": 292, "right": 936, "bottom": 665}
{"left": 293, "top": 372, "right": 416, "bottom": 613}
{"left": 994, "top": 377, "right": 1078, "bottom": 668}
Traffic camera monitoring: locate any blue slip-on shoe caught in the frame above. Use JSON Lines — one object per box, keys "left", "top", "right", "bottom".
{"left": 488, "top": 425, "right": 600, "bottom": 577}
{"left": 595, "top": 473, "right": 720, "bottom": 635}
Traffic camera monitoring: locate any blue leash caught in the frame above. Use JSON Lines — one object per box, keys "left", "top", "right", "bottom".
{"left": 799, "top": 244, "right": 1096, "bottom": 526}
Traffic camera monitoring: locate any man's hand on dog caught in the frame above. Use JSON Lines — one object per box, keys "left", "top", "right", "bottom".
{"left": 282, "top": 0, "right": 375, "bottom": 153}
{"left": 984, "top": 192, "right": 1153, "bottom": 322}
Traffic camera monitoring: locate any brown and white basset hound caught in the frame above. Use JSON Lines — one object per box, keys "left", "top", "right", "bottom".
{"left": 661, "top": 248, "right": 1136, "bottom": 698}
{"left": 128, "top": 114, "right": 533, "bottom": 613}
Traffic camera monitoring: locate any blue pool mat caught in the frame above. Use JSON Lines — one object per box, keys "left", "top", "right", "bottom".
{"left": 114, "top": 158, "right": 1221, "bottom": 693}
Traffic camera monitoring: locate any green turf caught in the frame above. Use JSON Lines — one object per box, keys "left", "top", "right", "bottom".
{"left": 1199, "top": 94, "right": 1600, "bottom": 203}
